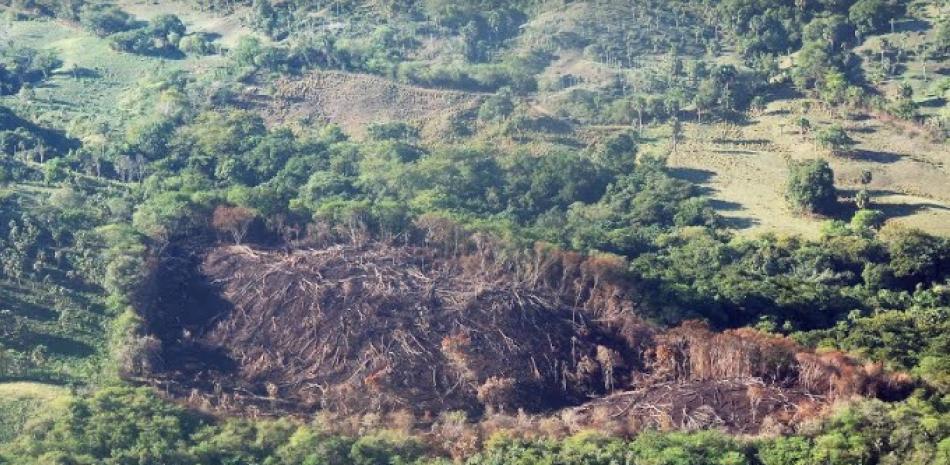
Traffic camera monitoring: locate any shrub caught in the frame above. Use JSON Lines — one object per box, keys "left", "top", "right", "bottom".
{"left": 850, "top": 209, "right": 885, "bottom": 232}
{"left": 79, "top": 3, "right": 136, "bottom": 36}
{"left": 179, "top": 33, "right": 218, "bottom": 55}
{"left": 109, "top": 28, "right": 154, "bottom": 54}
{"left": 366, "top": 122, "right": 419, "bottom": 142}
{"left": 786, "top": 159, "right": 838, "bottom": 214}
{"left": 815, "top": 125, "right": 856, "bottom": 155}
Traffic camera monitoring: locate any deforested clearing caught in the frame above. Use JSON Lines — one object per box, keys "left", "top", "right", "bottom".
{"left": 146, "top": 242, "right": 910, "bottom": 434}
{"left": 248, "top": 71, "right": 483, "bottom": 138}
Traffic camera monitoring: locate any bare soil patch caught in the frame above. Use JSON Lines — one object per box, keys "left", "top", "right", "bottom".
{"left": 246, "top": 71, "right": 484, "bottom": 138}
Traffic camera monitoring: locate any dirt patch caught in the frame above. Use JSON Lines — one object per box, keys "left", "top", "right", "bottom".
{"left": 245, "top": 71, "right": 484, "bottom": 138}
{"left": 143, "top": 241, "right": 909, "bottom": 433}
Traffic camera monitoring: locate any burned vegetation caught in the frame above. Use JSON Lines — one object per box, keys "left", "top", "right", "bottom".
{"left": 145, "top": 237, "right": 641, "bottom": 416}
{"left": 138, "top": 230, "right": 911, "bottom": 434}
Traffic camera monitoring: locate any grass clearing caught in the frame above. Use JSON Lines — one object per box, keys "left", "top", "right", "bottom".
{"left": 667, "top": 95, "right": 950, "bottom": 238}
{"left": 0, "top": 16, "right": 219, "bottom": 131}
{"left": 0, "top": 382, "right": 70, "bottom": 442}
{"left": 117, "top": 0, "right": 255, "bottom": 48}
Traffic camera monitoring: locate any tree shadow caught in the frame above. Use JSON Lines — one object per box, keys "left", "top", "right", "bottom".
{"left": 40, "top": 98, "right": 78, "bottom": 108}
{"left": 5, "top": 331, "right": 97, "bottom": 357}
{"left": 0, "top": 106, "right": 80, "bottom": 153}
{"left": 1, "top": 295, "right": 58, "bottom": 321}
{"left": 762, "top": 108, "right": 791, "bottom": 117}
{"left": 847, "top": 149, "right": 902, "bottom": 164}
{"left": 713, "top": 149, "right": 756, "bottom": 155}
{"left": 712, "top": 138, "right": 770, "bottom": 145}
{"left": 875, "top": 200, "right": 950, "bottom": 218}
{"left": 707, "top": 199, "right": 760, "bottom": 229}
{"left": 145, "top": 48, "right": 187, "bottom": 60}
{"left": 764, "top": 83, "right": 805, "bottom": 103}
{"left": 709, "top": 199, "right": 743, "bottom": 211}
{"left": 894, "top": 18, "right": 930, "bottom": 33}
{"left": 59, "top": 67, "right": 102, "bottom": 79}
{"left": 720, "top": 215, "right": 760, "bottom": 230}
{"left": 145, "top": 243, "right": 240, "bottom": 378}
{"left": 669, "top": 167, "right": 715, "bottom": 184}
{"left": 918, "top": 97, "right": 946, "bottom": 109}
{"left": 33, "top": 81, "right": 59, "bottom": 89}
{"left": 666, "top": 171, "right": 762, "bottom": 230}
{"left": 835, "top": 188, "right": 950, "bottom": 220}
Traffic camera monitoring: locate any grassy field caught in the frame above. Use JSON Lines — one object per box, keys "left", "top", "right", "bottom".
{"left": 0, "top": 15, "right": 226, "bottom": 132}
{"left": 855, "top": 1, "right": 949, "bottom": 120}
{"left": 665, "top": 94, "right": 950, "bottom": 238}
{"left": 0, "top": 278, "right": 110, "bottom": 381}
{"left": 117, "top": 0, "right": 254, "bottom": 48}
{"left": 0, "top": 382, "right": 69, "bottom": 443}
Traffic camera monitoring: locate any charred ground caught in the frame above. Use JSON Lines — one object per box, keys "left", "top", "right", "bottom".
{"left": 138, "top": 236, "right": 912, "bottom": 434}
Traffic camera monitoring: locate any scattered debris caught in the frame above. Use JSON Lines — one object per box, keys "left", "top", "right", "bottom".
{"left": 144, "top": 241, "right": 911, "bottom": 434}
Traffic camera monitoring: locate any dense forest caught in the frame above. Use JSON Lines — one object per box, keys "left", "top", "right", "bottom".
{"left": 0, "top": 0, "right": 949, "bottom": 463}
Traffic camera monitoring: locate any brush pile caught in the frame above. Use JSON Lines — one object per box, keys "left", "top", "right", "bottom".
{"left": 147, "top": 240, "right": 910, "bottom": 433}
{"left": 566, "top": 322, "right": 912, "bottom": 434}
{"left": 179, "top": 242, "right": 638, "bottom": 415}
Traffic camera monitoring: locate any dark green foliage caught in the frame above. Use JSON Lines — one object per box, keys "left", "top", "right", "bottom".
{"left": 633, "top": 227, "right": 950, "bottom": 330}
{"left": 886, "top": 230, "right": 950, "bottom": 284}
{"left": 79, "top": 3, "right": 136, "bottom": 37}
{"left": 108, "top": 13, "right": 189, "bottom": 57}
{"left": 593, "top": 131, "right": 638, "bottom": 174}
{"left": 786, "top": 159, "right": 838, "bottom": 214}
{"left": 502, "top": 150, "right": 610, "bottom": 221}
{"left": 3, "top": 386, "right": 946, "bottom": 465}
{"left": 755, "top": 398, "right": 950, "bottom": 465}
{"left": 2, "top": 387, "right": 201, "bottom": 464}
{"left": 74, "top": 4, "right": 196, "bottom": 57}
{"left": 0, "top": 106, "right": 78, "bottom": 155}
{"left": 477, "top": 88, "right": 516, "bottom": 122}
{"left": 849, "top": 0, "right": 902, "bottom": 37}
{"left": 367, "top": 121, "right": 420, "bottom": 142}
{"left": 0, "top": 47, "right": 62, "bottom": 95}
{"left": 816, "top": 125, "right": 857, "bottom": 154}
{"left": 556, "top": 158, "right": 716, "bottom": 255}
{"left": 109, "top": 28, "right": 157, "bottom": 54}
{"left": 0, "top": 0, "right": 86, "bottom": 19}
{"left": 178, "top": 33, "right": 218, "bottom": 55}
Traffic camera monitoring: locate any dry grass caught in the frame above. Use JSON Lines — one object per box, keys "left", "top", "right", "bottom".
{"left": 0, "top": 382, "right": 68, "bottom": 401}
{"left": 0, "top": 382, "right": 70, "bottom": 442}
{"left": 248, "top": 71, "right": 484, "bottom": 139}
{"left": 668, "top": 97, "right": 950, "bottom": 238}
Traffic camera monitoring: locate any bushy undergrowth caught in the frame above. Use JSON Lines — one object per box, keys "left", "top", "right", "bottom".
{"left": 1, "top": 386, "right": 947, "bottom": 465}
